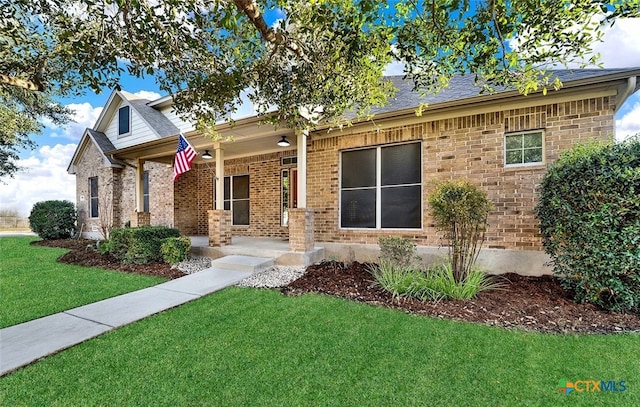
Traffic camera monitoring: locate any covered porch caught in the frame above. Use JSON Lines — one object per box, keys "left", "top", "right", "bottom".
{"left": 109, "top": 113, "right": 322, "bottom": 262}
{"left": 189, "top": 236, "right": 324, "bottom": 266}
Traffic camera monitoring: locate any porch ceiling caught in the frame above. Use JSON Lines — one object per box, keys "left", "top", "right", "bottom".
{"left": 109, "top": 119, "right": 297, "bottom": 164}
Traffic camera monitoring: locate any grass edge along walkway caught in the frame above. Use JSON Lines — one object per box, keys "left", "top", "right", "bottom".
{"left": 1, "top": 287, "right": 637, "bottom": 407}
{"left": 0, "top": 236, "right": 166, "bottom": 328}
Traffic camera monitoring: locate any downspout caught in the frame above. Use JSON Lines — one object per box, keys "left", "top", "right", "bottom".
{"left": 615, "top": 76, "right": 637, "bottom": 113}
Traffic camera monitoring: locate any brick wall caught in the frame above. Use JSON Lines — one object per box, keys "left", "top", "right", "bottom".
{"left": 79, "top": 95, "right": 614, "bottom": 248}
{"left": 184, "top": 150, "right": 296, "bottom": 237}
{"left": 307, "top": 96, "right": 615, "bottom": 251}
{"left": 74, "top": 141, "right": 116, "bottom": 237}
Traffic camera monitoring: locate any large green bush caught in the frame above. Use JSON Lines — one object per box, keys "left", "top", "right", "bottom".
{"left": 537, "top": 139, "right": 640, "bottom": 313}
{"left": 28, "top": 200, "right": 77, "bottom": 239}
{"left": 428, "top": 179, "right": 493, "bottom": 283}
{"left": 109, "top": 226, "right": 181, "bottom": 264}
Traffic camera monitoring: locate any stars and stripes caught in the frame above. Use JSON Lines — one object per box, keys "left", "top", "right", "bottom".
{"left": 173, "top": 133, "right": 197, "bottom": 181}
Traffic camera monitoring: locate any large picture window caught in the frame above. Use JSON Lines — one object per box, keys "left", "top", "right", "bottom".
{"left": 340, "top": 142, "right": 422, "bottom": 229}
{"left": 89, "top": 177, "right": 99, "bottom": 218}
{"left": 222, "top": 175, "right": 250, "bottom": 226}
{"left": 505, "top": 131, "right": 544, "bottom": 166}
{"left": 118, "top": 106, "right": 130, "bottom": 135}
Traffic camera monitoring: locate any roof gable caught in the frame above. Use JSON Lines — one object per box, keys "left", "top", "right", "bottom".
{"left": 67, "top": 129, "right": 122, "bottom": 174}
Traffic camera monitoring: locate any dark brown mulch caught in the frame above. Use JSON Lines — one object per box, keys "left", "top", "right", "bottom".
{"left": 31, "top": 239, "right": 185, "bottom": 280}
{"left": 281, "top": 261, "right": 640, "bottom": 334}
{"left": 33, "top": 239, "right": 639, "bottom": 334}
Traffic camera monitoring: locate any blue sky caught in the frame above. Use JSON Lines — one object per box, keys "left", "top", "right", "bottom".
{"left": 1, "top": 17, "right": 640, "bottom": 216}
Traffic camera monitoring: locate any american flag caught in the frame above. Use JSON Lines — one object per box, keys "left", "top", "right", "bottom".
{"left": 173, "top": 133, "right": 197, "bottom": 181}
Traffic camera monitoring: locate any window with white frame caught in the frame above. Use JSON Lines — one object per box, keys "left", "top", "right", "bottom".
{"left": 143, "top": 171, "right": 150, "bottom": 213}
{"left": 340, "top": 142, "right": 422, "bottom": 229}
{"left": 505, "top": 131, "right": 544, "bottom": 166}
{"left": 89, "top": 177, "right": 99, "bottom": 218}
{"left": 222, "top": 175, "right": 249, "bottom": 226}
{"left": 118, "top": 106, "right": 130, "bottom": 135}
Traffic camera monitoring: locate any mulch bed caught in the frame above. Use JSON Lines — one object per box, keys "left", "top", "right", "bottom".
{"left": 32, "top": 239, "right": 185, "bottom": 280}
{"left": 282, "top": 261, "right": 640, "bottom": 334}
{"left": 32, "top": 239, "right": 640, "bottom": 334}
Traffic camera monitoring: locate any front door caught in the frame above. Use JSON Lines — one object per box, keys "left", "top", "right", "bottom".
{"left": 282, "top": 168, "right": 298, "bottom": 226}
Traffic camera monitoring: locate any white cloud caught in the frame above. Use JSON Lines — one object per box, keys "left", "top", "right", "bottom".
{"left": 128, "top": 90, "right": 162, "bottom": 101}
{"left": 592, "top": 18, "right": 640, "bottom": 68}
{"left": 616, "top": 100, "right": 640, "bottom": 141}
{"left": 44, "top": 102, "right": 103, "bottom": 142}
{"left": 0, "top": 144, "right": 77, "bottom": 217}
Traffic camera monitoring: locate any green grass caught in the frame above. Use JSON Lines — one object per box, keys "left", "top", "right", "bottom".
{"left": 1, "top": 287, "right": 637, "bottom": 406}
{"left": 0, "top": 236, "right": 166, "bottom": 328}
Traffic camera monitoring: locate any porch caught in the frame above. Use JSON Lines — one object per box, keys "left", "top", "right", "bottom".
{"left": 189, "top": 236, "right": 325, "bottom": 267}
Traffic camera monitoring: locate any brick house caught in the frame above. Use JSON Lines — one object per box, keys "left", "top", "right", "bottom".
{"left": 68, "top": 69, "right": 640, "bottom": 275}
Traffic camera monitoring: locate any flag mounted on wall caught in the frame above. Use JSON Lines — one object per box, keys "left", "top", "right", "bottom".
{"left": 173, "top": 133, "right": 197, "bottom": 181}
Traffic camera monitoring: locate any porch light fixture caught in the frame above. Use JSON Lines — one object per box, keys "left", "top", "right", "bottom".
{"left": 202, "top": 150, "right": 213, "bottom": 159}
{"left": 277, "top": 136, "right": 290, "bottom": 147}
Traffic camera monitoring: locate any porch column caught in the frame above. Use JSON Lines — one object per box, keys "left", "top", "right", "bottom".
{"left": 131, "top": 159, "right": 150, "bottom": 227}
{"left": 296, "top": 129, "right": 307, "bottom": 208}
{"left": 215, "top": 143, "right": 224, "bottom": 210}
{"left": 208, "top": 143, "right": 231, "bottom": 246}
{"left": 208, "top": 210, "right": 231, "bottom": 246}
{"left": 289, "top": 208, "right": 315, "bottom": 252}
{"left": 135, "top": 159, "right": 145, "bottom": 212}
{"left": 289, "top": 130, "right": 314, "bottom": 252}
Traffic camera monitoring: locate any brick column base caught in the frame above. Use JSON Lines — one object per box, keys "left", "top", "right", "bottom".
{"left": 208, "top": 210, "right": 232, "bottom": 246}
{"left": 289, "top": 208, "right": 315, "bottom": 252}
{"left": 130, "top": 212, "right": 151, "bottom": 227}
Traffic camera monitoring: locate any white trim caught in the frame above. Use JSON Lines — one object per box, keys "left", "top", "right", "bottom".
{"left": 504, "top": 130, "right": 546, "bottom": 168}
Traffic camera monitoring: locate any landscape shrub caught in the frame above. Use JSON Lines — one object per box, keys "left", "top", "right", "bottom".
{"left": 28, "top": 200, "right": 77, "bottom": 240}
{"left": 369, "top": 260, "right": 499, "bottom": 301}
{"left": 378, "top": 236, "right": 421, "bottom": 268}
{"left": 109, "top": 226, "right": 181, "bottom": 264}
{"left": 537, "top": 139, "right": 640, "bottom": 313}
{"left": 428, "top": 179, "right": 493, "bottom": 283}
{"left": 161, "top": 236, "right": 192, "bottom": 265}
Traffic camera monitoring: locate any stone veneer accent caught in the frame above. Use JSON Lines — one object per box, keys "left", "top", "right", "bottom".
{"left": 288, "top": 208, "right": 315, "bottom": 252}
{"left": 208, "top": 210, "right": 232, "bottom": 246}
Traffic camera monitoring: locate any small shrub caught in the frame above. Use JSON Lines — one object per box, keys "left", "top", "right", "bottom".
{"left": 109, "top": 226, "right": 181, "bottom": 264}
{"left": 28, "top": 200, "right": 77, "bottom": 240}
{"left": 428, "top": 179, "right": 492, "bottom": 284}
{"left": 422, "top": 263, "right": 502, "bottom": 300}
{"left": 97, "top": 239, "right": 111, "bottom": 254}
{"left": 378, "top": 236, "right": 422, "bottom": 268}
{"left": 537, "top": 139, "right": 640, "bottom": 313}
{"left": 369, "top": 261, "right": 422, "bottom": 300}
{"left": 161, "top": 236, "right": 192, "bottom": 265}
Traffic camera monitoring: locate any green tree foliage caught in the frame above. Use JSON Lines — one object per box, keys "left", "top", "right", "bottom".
{"left": 537, "top": 140, "right": 640, "bottom": 313}
{"left": 28, "top": 200, "right": 77, "bottom": 240}
{"left": 428, "top": 179, "right": 493, "bottom": 283}
{"left": 2, "top": 1, "right": 638, "bottom": 175}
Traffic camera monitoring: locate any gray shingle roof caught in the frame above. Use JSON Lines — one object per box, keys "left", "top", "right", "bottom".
{"left": 129, "top": 99, "right": 180, "bottom": 138}
{"left": 86, "top": 129, "right": 119, "bottom": 165}
{"left": 372, "top": 68, "right": 639, "bottom": 116}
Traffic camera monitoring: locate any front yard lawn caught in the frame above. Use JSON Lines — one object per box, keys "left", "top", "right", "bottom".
{"left": 0, "top": 236, "right": 166, "bottom": 328}
{"left": 1, "top": 287, "right": 637, "bottom": 406}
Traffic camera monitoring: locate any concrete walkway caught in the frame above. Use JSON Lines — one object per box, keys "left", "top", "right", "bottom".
{"left": 0, "top": 255, "right": 273, "bottom": 376}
